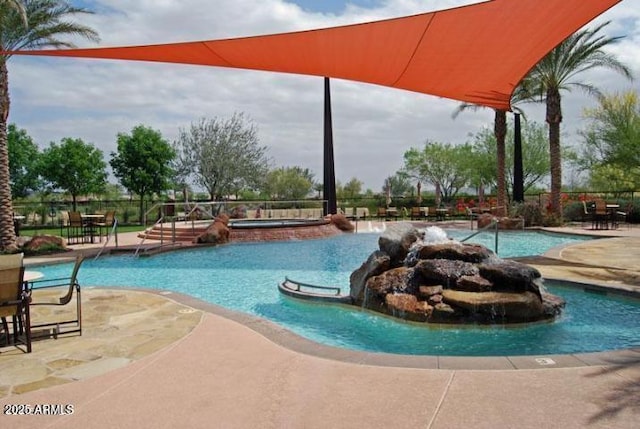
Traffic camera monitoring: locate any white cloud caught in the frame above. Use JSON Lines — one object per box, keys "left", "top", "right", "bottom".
{"left": 8, "top": 0, "right": 640, "bottom": 191}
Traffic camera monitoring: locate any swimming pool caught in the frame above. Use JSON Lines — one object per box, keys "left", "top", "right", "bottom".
{"left": 36, "top": 230, "right": 640, "bottom": 356}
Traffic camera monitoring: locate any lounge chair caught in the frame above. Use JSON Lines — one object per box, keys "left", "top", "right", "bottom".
{"left": 355, "top": 207, "right": 369, "bottom": 219}
{"left": 29, "top": 254, "right": 84, "bottom": 338}
{"left": 0, "top": 253, "right": 31, "bottom": 352}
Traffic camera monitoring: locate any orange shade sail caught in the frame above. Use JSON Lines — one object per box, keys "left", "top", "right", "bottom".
{"left": 6, "top": 0, "right": 620, "bottom": 110}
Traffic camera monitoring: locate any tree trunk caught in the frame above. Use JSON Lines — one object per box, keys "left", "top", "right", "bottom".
{"left": 0, "top": 60, "right": 17, "bottom": 252}
{"left": 494, "top": 109, "right": 507, "bottom": 217}
{"left": 546, "top": 88, "right": 563, "bottom": 220}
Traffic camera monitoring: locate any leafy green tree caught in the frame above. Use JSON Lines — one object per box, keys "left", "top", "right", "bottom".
{"left": 469, "top": 120, "right": 550, "bottom": 197}
{"left": 382, "top": 173, "right": 412, "bottom": 198}
{"left": 174, "top": 113, "right": 270, "bottom": 201}
{"left": 110, "top": 125, "right": 175, "bottom": 223}
{"left": 575, "top": 91, "right": 640, "bottom": 189}
{"left": 0, "top": 0, "right": 99, "bottom": 251}
{"left": 39, "top": 138, "right": 107, "bottom": 210}
{"left": 338, "top": 177, "right": 363, "bottom": 200}
{"left": 313, "top": 182, "right": 323, "bottom": 199}
{"left": 402, "top": 141, "right": 474, "bottom": 203}
{"left": 265, "top": 166, "right": 314, "bottom": 200}
{"left": 8, "top": 123, "right": 41, "bottom": 197}
{"left": 523, "top": 21, "right": 632, "bottom": 219}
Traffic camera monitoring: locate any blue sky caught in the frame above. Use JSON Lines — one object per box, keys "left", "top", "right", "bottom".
{"left": 10, "top": 1, "right": 640, "bottom": 191}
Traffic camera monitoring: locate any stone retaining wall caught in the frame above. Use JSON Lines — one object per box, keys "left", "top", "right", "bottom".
{"left": 230, "top": 223, "right": 344, "bottom": 242}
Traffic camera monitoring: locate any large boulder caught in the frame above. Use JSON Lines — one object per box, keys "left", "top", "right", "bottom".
{"left": 415, "top": 242, "right": 494, "bottom": 263}
{"left": 20, "top": 235, "right": 68, "bottom": 255}
{"left": 194, "top": 214, "right": 230, "bottom": 244}
{"left": 455, "top": 274, "right": 494, "bottom": 292}
{"left": 413, "top": 259, "right": 479, "bottom": 287}
{"left": 349, "top": 250, "right": 390, "bottom": 303}
{"left": 477, "top": 214, "right": 525, "bottom": 230}
{"left": 384, "top": 294, "right": 432, "bottom": 322}
{"left": 365, "top": 267, "right": 413, "bottom": 296}
{"left": 478, "top": 260, "right": 542, "bottom": 296}
{"left": 378, "top": 223, "right": 422, "bottom": 267}
{"left": 442, "top": 290, "right": 544, "bottom": 322}
{"left": 330, "top": 213, "right": 355, "bottom": 232}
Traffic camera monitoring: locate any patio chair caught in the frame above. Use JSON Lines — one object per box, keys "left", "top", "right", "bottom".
{"left": 387, "top": 207, "right": 400, "bottom": 221}
{"left": 0, "top": 262, "right": 31, "bottom": 353}
{"left": 410, "top": 207, "right": 426, "bottom": 220}
{"left": 581, "top": 201, "right": 592, "bottom": 228}
{"left": 592, "top": 200, "right": 609, "bottom": 230}
{"left": 59, "top": 210, "right": 70, "bottom": 236}
{"left": 67, "top": 211, "right": 86, "bottom": 244}
{"left": 614, "top": 203, "right": 631, "bottom": 230}
{"left": 29, "top": 254, "right": 84, "bottom": 338}
{"left": 96, "top": 210, "right": 116, "bottom": 239}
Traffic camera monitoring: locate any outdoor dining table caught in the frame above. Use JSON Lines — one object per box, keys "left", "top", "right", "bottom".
{"left": 435, "top": 208, "right": 448, "bottom": 221}
{"left": 81, "top": 214, "right": 105, "bottom": 243}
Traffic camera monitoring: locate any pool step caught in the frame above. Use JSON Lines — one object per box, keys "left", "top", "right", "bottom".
{"left": 138, "top": 223, "right": 209, "bottom": 243}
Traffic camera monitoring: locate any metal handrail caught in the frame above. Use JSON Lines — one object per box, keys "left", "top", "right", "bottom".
{"left": 284, "top": 276, "right": 342, "bottom": 296}
{"left": 460, "top": 219, "right": 499, "bottom": 255}
{"left": 135, "top": 216, "right": 165, "bottom": 256}
{"left": 93, "top": 218, "right": 119, "bottom": 260}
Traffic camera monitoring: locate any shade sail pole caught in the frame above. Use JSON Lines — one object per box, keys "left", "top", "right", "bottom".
{"left": 513, "top": 113, "right": 524, "bottom": 203}
{"left": 323, "top": 77, "right": 337, "bottom": 216}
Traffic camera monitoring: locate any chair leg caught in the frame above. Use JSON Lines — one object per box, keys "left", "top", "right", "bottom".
{"left": 24, "top": 303, "right": 32, "bottom": 353}
{"left": 1, "top": 317, "right": 9, "bottom": 346}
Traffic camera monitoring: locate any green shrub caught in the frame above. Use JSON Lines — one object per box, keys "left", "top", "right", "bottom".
{"left": 563, "top": 201, "right": 586, "bottom": 222}
{"left": 510, "top": 202, "right": 544, "bottom": 227}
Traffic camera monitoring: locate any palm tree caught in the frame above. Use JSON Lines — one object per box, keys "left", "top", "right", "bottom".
{"left": 452, "top": 86, "right": 530, "bottom": 217}
{"left": 524, "top": 21, "right": 632, "bottom": 220}
{"left": 0, "top": 0, "right": 99, "bottom": 252}
{"left": 1, "top": 1, "right": 26, "bottom": 24}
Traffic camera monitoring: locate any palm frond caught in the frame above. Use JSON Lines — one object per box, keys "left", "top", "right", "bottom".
{"left": 1, "top": 0, "right": 100, "bottom": 54}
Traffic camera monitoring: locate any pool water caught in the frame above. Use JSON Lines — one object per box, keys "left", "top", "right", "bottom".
{"left": 36, "top": 231, "right": 640, "bottom": 356}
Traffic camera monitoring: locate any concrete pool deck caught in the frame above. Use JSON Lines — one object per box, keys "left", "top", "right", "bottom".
{"left": 1, "top": 223, "right": 639, "bottom": 428}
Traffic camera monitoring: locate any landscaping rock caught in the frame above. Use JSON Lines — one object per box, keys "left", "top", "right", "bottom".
{"left": 330, "top": 213, "right": 355, "bottom": 232}
{"left": 194, "top": 214, "right": 230, "bottom": 244}
{"left": 348, "top": 226, "right": 563, "bottom": 324}
{"left": 20, "top": 235, "right": 68, "bottom": 255}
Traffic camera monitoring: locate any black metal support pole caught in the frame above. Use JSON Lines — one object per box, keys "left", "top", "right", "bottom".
{"left": 513, "top": 112, "right": 524, "bottom": 203}
{"left": 323, "top": 77, "right": 337, "bottom": 215}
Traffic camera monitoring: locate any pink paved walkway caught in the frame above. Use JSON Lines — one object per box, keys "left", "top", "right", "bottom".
{"left": 2, "top": 311, "right": 639, "bottom": 429}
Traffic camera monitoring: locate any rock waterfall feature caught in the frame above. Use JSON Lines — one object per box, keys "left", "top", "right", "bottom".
{"left": 349, "top": 224, "right": 564, "bottom": 324}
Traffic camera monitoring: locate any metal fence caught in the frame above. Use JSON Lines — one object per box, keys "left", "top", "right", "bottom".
{"left": 11, "top": 190, "right": 638, "bottom": 228}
